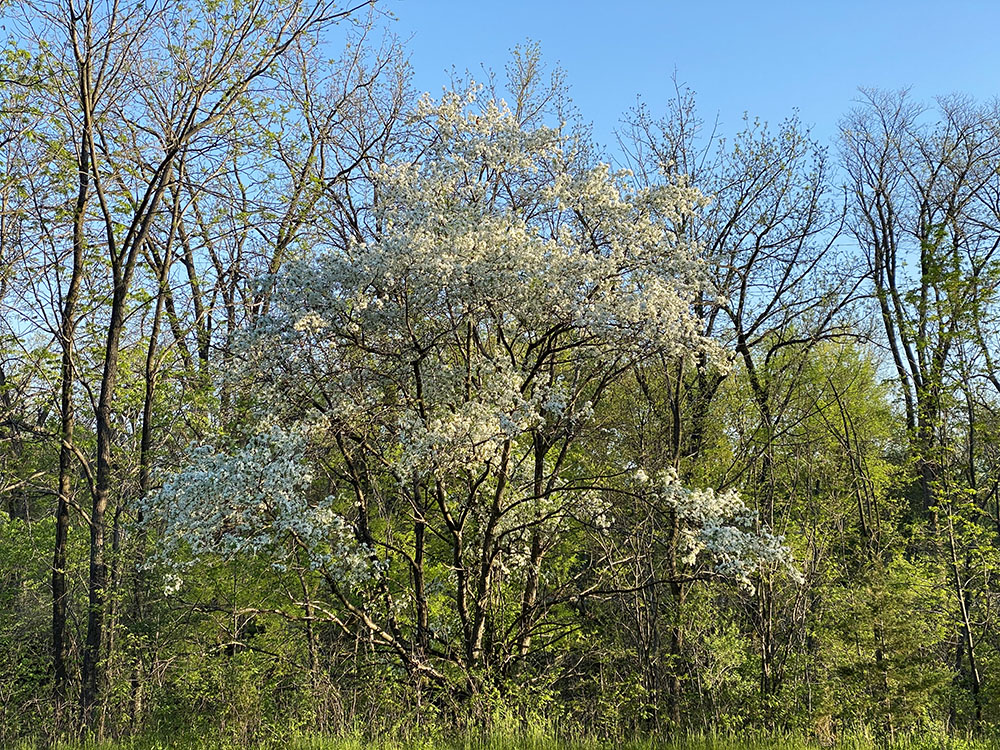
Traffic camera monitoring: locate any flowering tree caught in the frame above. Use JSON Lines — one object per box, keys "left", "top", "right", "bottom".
{"left": 151, "top": 87, "right": 797, "bottom": 693}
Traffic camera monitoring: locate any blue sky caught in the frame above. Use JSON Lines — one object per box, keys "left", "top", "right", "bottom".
{"left": 389, "top": 0, "right": 1000, "bottom": 156}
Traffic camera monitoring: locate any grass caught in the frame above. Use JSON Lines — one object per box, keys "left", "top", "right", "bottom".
{"left": 10, "top": 728, "right": 1000, "bottom": 750}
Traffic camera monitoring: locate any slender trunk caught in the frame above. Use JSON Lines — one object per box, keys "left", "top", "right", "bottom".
{"left": 948, "top": 517, "right": 983, "bottom": 728}
{"left": 80, "top": 282, "right": 127, "bottom": 729}
{"left": 759, "top": 579, "right": 776, "bottom": 701}
{"left": 516, "top": 534, "right": 543, "bottom": 659}
{"left": 667, "top": 604, "right": 684, "bottom": 731}
{"left": 295, "top": 564, "right": 322, "bottom": 728}
{"left": 54, "top": 126, "right": 90, "bottom": 731}
{"left": 412, "top": 479, "right": 429, "bottom": 654}
{"left": 470, "top": 441, "right": 511, "bottom": 663}
{"left": 665, "top": 505, "right": 685, "bottom": 731}
{"left": 103, "top": 504, "right": 124, "bottom": 734}
{"left": 916, "top": 399, "right": 939, "bottom": 518}
{"left": 964, "top": 384, "right": 976, "bottom": 491}
{"left": 948, "top": 630, "right": 964, "bottom": 730}
{"left": 515, "top": 435, "right": 548, "bottom": 660}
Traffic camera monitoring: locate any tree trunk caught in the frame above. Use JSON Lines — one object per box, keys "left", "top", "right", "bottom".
{"left": 53, "top": 122, "right": 89, "bottom": 732}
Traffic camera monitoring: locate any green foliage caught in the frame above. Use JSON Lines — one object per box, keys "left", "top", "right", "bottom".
{"left": 0, "top": 513, "right": 57, "bottom": 741}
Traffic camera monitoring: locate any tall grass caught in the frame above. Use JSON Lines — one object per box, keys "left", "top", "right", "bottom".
{"left": 11, "top": 728, "right": 1000, "bottom": 750}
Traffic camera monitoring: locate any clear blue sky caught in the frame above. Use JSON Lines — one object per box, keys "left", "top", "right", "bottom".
{"left": 389, "top": 0, "right": 1000, "bottom": 156}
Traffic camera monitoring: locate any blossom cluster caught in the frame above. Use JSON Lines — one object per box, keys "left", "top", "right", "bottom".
{"left": 639, "top": 469, "right": 803, "bottom": 590}
{"left": 146, "top": 425, "right": 378, "bottom": 586}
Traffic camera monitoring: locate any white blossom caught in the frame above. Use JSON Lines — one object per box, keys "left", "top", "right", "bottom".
{"left": 145, "top": 425, "right": 379, "bottom": 586}
{"left": 648, "top": 469, "right": 802, "bottom": 591}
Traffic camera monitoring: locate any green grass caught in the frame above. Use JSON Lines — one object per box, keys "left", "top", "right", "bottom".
{"left": 11, "top": 729, "right": 1000, "bottom": 750}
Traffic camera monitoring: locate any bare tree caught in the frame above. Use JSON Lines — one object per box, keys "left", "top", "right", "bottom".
{"left": 840, "top": 88, "right": 1000, "bottom": 729}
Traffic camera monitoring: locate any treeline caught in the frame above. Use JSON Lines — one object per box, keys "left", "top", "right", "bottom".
{"left": 2, "top": 1, "right": 1000, "bottom": 745}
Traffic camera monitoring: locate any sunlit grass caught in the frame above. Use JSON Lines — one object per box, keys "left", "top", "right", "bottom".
{"left": 13, "top": 728, "right": 1000, "bottom": 750}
